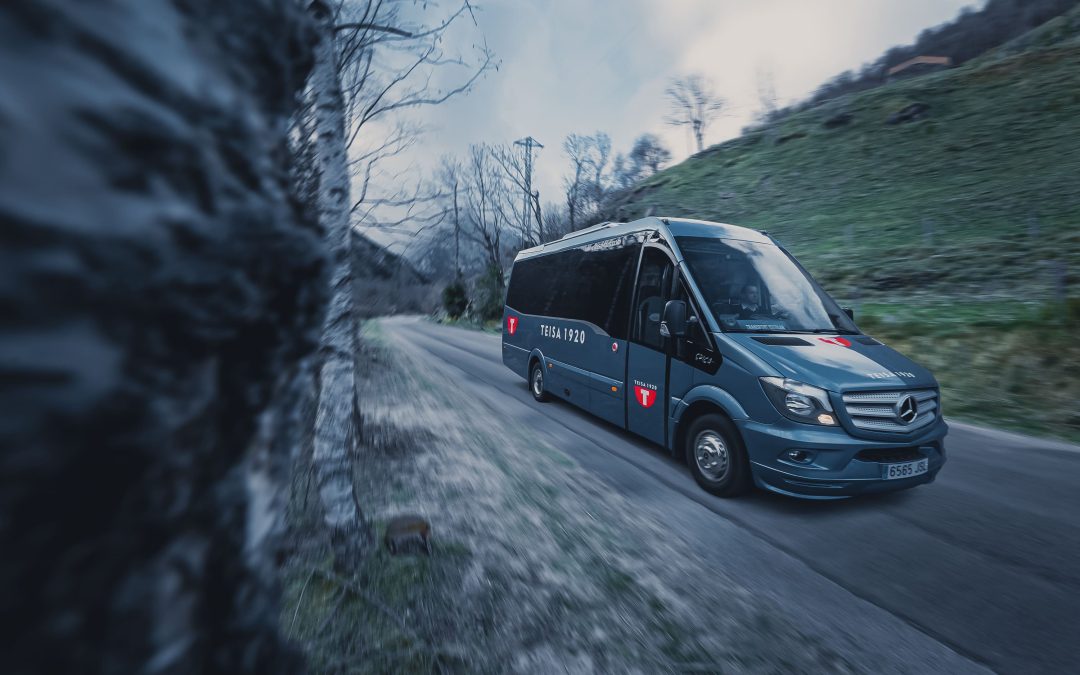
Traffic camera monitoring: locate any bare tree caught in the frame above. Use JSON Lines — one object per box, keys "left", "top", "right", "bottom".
{"left": 612, "top": 153, "right": 631, "bottom": 190}
{"left": 336, "top": 0, "right": 493, "bottom": 141}
{"left": 492, "top": 144, "right": 545, "bottom": 247}
{"left": 542, "top": 200, "right": 572, "bottom": 241}
{"left": 664, "top": 74, "right": 725, "bottom": 153}
{"left": 335, "top": 0, "right": 495, "bottom": 234}
{"left": 563, "top": 133, "right": 590, "bottom": 231}
{"left": 437, "top": 156, "right": 464, "bottom": 278}
{"left": 587, "top": 132, "right": 612, "bottom": 206}
{"left": 615, "top": 133, "right": 672, "bottom": 188}
{"left": 302, "top": 0, "right": 493, "bottom": 566}
{"left": 306, "top": 0, "right": 373, "bottom": 567}
{"left": 632, "top": 133, "right": 672, "bottom": 174}
{"left": 461, "top": 144, "right": 509, "bottom": 285}
{"left": 562, "top": 132, "right": 613, "bottom": 230}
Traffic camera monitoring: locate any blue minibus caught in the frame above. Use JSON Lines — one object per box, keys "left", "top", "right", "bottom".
{"left": 501, "top": 217, "right": 946, "bottom": 499}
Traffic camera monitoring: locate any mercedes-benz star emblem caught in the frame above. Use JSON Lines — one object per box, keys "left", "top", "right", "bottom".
{"left": 896, "top": 394, "right": 918, "bottom": 424}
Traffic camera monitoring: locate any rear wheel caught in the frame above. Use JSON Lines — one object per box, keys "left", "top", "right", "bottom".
{"left": 529, "top": 362, "right": 550, "bottom": 402}
{"left": 685, "top": 413, "right": 751, "bottom": 497}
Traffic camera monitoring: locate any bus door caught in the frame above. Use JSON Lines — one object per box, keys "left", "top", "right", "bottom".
{"left": 664, "top": 274, "right": 721, "bottom": 447}
{"left": 626, "top": 246, "right": 674, "bottom": 445}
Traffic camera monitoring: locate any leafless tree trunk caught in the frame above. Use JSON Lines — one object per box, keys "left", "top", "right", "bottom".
{"left": 438, "top": 156, "right": 464, "bottom": 278}
{"left": 461, "top": 144, "right": 507, "bottom": 284}
{"left": 563, "top": 134, "right": 588, "bottom": 231}
{"left": 305, "top": 0, "right": 494, "bottom": 566}
{"left": 532, "top": 190, "right": 544, "bottom": 243}
{"left": 308, "top": 0, "right": 371, "bottom": 567}
{"left": 1, "top": 1, "right": 317, "bottom": 671}
{"left": 492, "top": 143, "right": 547, "bottom": 248}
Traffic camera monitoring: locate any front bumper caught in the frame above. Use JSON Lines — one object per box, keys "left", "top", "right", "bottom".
{"left": 738, "top": 417, "right": 948, "bottom": 500}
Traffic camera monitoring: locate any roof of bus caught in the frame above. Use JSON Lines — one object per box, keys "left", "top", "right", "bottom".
{"left": 515, "top": 216, "right": 773, "bottom": 261}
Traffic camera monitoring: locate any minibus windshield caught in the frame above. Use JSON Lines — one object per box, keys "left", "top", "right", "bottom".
{"left": 677, "top": 237, "right": 859, "bottom": 334}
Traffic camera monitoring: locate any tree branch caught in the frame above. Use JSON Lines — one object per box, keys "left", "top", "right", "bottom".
{"left": 334, "top": 22, "right": 412, "bottom": 37}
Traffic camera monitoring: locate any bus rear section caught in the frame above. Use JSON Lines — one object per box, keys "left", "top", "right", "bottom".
{"left": 501, "top": 231, "right": 644, "bottom": 427}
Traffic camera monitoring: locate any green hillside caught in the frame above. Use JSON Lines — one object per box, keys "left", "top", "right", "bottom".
{"left": 606, "top": 9, "right": 1080, "bottom": 440}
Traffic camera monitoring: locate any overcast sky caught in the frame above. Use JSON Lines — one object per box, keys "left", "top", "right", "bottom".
{"left": 363, "top": 0, "right": 977, "bottom": 244}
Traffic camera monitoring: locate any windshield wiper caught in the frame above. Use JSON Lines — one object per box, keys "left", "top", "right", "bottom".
{"left": 800, "top": 328, "right": 861, "bottom": 335}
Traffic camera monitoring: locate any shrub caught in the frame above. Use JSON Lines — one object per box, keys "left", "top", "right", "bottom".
{"left": 441, "top": 280, "right": 468, "bottom": 319}
{"left": 474, "top": 266, "right": 505, "bottom": 321}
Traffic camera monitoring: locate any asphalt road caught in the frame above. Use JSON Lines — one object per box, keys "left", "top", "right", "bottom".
{"left": 385, "top": 317, "right": 1080, "bottom": 674}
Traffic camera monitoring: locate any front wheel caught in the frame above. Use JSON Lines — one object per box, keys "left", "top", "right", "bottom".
{"left": 685, "top": 413, "right": 751, "bottom": 497}
{"left": 529, "top": 362, "right": 550, "bottom": 402}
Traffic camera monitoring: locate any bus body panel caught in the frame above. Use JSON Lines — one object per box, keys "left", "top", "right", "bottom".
{"left": 625, "top": 343, "right": 666, "bottom": 445}
{"left": 503, "top": 306, "right": 629, "bottom": 426}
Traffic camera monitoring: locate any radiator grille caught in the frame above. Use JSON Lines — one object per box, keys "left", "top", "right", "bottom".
{"left": 842, "top": 389, "right": 938, "bottom": 433}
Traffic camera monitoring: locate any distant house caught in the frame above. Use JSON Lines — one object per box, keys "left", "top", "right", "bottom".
{"left": 886, "top": 55, "right": 953, "bottom": 79}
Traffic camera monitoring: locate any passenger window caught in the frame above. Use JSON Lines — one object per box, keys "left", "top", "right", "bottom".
{"left": 506, "top": 235, "right": 642, "bottom": 340}
{"left": 631, "top": 248, "right": 673, "bottom": 350}
{"left": 574, "top": 242, "right": 638, "bottom": 339}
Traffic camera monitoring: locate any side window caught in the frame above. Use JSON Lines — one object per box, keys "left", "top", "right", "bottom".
{"left": 506, "top": 258, "right": 535, "bottom": 312}
{"left": 631, "top": 247, "right": 674, "bottom": 350}
{"left": 508, "top": 235, "right": 643, "bottom": 339}
{"left": 575, "top": 243, "right": 638, "bottom": 339}
{"left": 507, "top": 255, "right": 554, "bottom": 314}
{"left": 674, "top": 281, "right": 707, "bottom": 344}
{"left": 543, "top": 248, "right": 584, "bottom": 318}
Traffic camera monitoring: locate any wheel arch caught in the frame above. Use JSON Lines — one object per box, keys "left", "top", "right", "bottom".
{"left": 527, "top": 349, "right": 547, "bottom": 379}
{"left": 672, "top": 386, "right": 749, "bottom": 459}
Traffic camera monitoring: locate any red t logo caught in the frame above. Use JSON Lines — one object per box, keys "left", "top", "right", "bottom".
{"left": 818, "top": 336, "right": 851, "bottom": 347}
{"left": 634, "top": 386, "right": 655, "bottom": 408}
{"left": 507, "top": 316, "right": 517, "bottom": 335}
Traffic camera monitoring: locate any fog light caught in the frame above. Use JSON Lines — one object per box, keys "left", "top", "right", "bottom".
{"left": 816, "top": 413, "right": 836, "bottom": 425}
{"left": 784, "top": 449, "right": 814, "bottom": 464}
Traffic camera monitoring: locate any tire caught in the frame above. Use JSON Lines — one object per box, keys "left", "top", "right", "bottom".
{"left": 685, "top": 413, "right": 751, "bottom": 497}
{"left": 529, "top": 362, "right": 550, "bottom": 402}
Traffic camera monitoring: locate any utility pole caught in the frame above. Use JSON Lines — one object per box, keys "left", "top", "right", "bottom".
{"left": 452, "top": 176, "right": 460, "bottom": 279}
{"left": 514, "top": 136, "right": 543, "bottom": 245}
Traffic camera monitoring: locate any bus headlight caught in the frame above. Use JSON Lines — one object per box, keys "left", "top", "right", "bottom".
{"left": 760, "top": 377, "right": 837, "bottom": 426}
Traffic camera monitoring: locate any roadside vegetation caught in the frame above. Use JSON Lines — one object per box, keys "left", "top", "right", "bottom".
{"left": 281, "top": 323, "right": 860, "bottom": 674}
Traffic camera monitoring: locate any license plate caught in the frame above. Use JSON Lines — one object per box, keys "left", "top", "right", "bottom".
{"left": 882, "top": 458, "right": 928, "bottom": 480}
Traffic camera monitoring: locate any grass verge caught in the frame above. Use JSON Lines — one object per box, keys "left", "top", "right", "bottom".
{"left": 279, "top": 321, "right": 860, "bottom": 674}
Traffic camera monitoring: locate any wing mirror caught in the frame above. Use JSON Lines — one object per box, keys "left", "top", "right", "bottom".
{"left": 661, "top": 300, "right": 688, "bottom": 338}
{"left": 842, "top": 306, "right": 854, "bottom": 320}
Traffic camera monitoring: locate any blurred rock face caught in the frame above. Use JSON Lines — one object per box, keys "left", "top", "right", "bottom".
{"left": 0, "top": 1, "right": 319, "bottom": 672}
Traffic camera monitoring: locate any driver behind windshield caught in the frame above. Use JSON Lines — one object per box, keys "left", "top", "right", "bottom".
{"left": 677, "top": 235, "right": 858, "bottom": 334}
{"left": 735, "top": 283, "right": 788, "bottom": 320}
{"left": 738, "top": 284, "right": 761, "bottom": 315}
